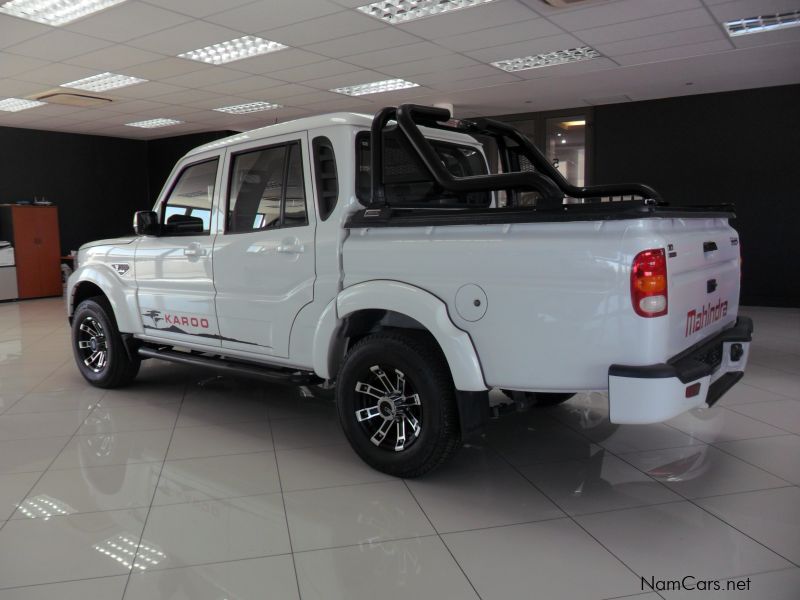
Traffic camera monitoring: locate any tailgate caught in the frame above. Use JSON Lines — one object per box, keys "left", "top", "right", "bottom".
{"left": 665, "top": 219, "right": 741, "bottom": 358}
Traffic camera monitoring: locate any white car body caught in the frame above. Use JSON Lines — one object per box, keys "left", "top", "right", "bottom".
{"left": 67, "top": 111, "right": 751, "bottom": 427}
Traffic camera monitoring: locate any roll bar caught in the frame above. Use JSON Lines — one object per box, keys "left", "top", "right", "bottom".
{"left": 369, "top": 103, "right": 663, "bottom": 207}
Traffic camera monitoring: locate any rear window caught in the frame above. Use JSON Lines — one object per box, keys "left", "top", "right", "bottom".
{"left": 355, "top": 129, "right": 490, "bottom": 208}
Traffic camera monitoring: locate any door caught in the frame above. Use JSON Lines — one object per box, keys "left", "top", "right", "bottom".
{"left": 212, "top": 135, "right": 316, "bottom": 357}
{"left": 135, "top": 157, "right": 222, "bottom": 347}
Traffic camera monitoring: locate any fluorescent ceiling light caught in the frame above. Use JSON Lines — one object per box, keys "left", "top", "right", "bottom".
{"left": 178, "top": 36, "right": 287, "bottom": 65}
{"left": 125, "top": 118, "right": 183, "bottom": 129}
{"left": 491, "top": 47, "right": 601, "bottom": 72}
{"left": 357, "top": 0, "right": 496, "bottom": 24}
{"left": 0, "top": 98, "right": 46, "bottom": 112}
{"left": 724, "top": 10, "right": 800, "bottom": 37}
{"left": 331, "top": 78, "right": 419, "bottom": 96}
{"left": 561, "top": 120, "right": 586, "bottom": 127}
{"left": 61, "top": 72, "right": 147, "bottom": 92}
{"left": 214, "top": 101, "right": 282, "bottom": 115}
{"left": 0, "top": 0, "right": 127, "bottom": 26}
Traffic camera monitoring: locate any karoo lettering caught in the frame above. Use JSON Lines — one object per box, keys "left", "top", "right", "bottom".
{"left": 685, "top": 298, "right": 728, "bottom": 337}
{"left": 164, "top": 314, "right": 209, "bottom": 329}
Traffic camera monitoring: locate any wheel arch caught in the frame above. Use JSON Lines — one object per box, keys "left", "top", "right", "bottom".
{"left": 313, "top": 280, "right": 487, "bottom": 392}
{"left": 67, "top": 266, "right": 141, "bottom": 334}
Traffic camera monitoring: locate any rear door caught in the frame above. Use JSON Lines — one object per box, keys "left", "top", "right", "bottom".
{"left": 135, "top": 156, "right": 223, "bottom": 347}
{"left": 664, "top": 218, "right": 741, "bottom": 355}
{"left": 212, "top": 132, "right": 316, "bottom": 357}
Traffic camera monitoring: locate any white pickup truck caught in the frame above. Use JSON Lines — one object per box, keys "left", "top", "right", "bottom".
{"left": 67, "top": 104, "right": 752, "bottom": 477}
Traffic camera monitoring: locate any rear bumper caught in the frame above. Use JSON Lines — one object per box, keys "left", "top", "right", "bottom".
{"left": 608, "top": 317, "right": 753, "bottom": 424}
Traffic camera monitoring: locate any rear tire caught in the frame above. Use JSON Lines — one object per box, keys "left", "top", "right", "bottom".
{"left": 336, "top": 332, "right": 461, "bottom": 478}
{"left": 72, "top": 297, "right": 140, "bottom": 388}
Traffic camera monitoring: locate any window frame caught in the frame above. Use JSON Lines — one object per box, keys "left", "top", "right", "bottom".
{"left": 224, "top": 139, "right": 308, "bottom": 236}
{"left": 159, "top": 156, "right": 221, "bottom": 237}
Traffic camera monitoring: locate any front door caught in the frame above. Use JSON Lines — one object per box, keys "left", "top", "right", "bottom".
{"left": 135, "top": 157, "right": 222, "bottom": 347}
{"left": 212, "top": 135, "right": 316, "bottom": 357}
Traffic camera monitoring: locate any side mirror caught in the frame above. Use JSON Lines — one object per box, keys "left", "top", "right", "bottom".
{"left": 133, "top": 211, "right": 159, "bottom": 236}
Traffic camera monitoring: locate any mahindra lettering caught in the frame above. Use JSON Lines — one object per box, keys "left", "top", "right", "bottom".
{"left": 66, "top": 105, "right": 753, "bottom": 476}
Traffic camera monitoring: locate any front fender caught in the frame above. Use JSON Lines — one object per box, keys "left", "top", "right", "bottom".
{"left": 67, "top": 265, "right": 141, "bottom": 334}
{"left": 324, "top": 280, "right": 487, "bottom": 391}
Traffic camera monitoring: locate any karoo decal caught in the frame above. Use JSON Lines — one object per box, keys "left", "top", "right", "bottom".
{"left": 140, "top": 309, "right": 261, "bottom": 346}
{"left": 685, "top": 298, "right": 728, "bottom": 337}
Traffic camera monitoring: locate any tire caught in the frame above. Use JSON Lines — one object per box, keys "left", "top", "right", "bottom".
{"left": 500, "top": 389, "right": 575, "bottom": 407}
{"left": 336, "top": 332, "right": 461, "bottom": 478}
{"left": 71, "top": 297, "right": 140, "bottom": 388}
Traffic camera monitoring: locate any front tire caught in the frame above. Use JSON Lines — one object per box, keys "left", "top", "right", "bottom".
{"left": 336, "top": 332, "right": 461, "bottom": 478}
{"left": 71, "top": 297, "right": 140, "bottom": 388}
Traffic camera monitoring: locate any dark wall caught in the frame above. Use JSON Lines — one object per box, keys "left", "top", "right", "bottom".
{"left": 592, "top": 85, "right": 800, "bottom": 307}
{"left": 0, "top": 126, "right": 148, "bottom": 255}
{"left": 146, "top": 130, "right": 235, "bottom": 203}
{"left": 0, "top": 127, "right": 234, "bottom": 255}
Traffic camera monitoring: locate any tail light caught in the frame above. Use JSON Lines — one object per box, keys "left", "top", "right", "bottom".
{"left": 631, "top": 248, "right": 668, "bottom": 317}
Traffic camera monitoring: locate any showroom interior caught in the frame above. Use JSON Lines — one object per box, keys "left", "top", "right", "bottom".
{"left": 0, "top": 0, "right": 799, "bottom": 599}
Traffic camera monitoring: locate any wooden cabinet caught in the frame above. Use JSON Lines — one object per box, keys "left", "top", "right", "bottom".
{"left": 0, "top": 205, "right": 62, "bottom": 299}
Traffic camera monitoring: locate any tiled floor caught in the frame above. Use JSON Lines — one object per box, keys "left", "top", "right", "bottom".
{"left": 0, "top": 299, "right": 798, "bottom": 600}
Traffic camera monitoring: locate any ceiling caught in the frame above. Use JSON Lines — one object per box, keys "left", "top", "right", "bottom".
{"left": 0, "top": 0, "right": 798, "bottom": 139}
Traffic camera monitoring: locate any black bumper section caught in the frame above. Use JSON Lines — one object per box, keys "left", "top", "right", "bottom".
{"left": 609, "top": 317, "right": 753, "bottom": 386}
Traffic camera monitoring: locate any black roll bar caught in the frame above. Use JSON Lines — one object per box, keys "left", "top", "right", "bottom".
{"left": 369, "top": 103, "right": 663, "bottom": 207}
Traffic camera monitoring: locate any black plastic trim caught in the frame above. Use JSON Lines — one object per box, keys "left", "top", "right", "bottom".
{"left": 312, "top": 136, "right": 338, "bottom": 221}
{"left": 609, "top": 317, "right": 753, "bottom": 385}
{"left": 455, "top": 390, "right": 490, "bottom": 439}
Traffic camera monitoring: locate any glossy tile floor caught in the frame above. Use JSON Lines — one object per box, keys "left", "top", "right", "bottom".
{"left": 0, "top": 299, "right": 798, "bottom": 600}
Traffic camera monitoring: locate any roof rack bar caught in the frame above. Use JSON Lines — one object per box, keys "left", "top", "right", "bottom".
{"left": 370, "top": 106, "right": 396, "bottom": 207}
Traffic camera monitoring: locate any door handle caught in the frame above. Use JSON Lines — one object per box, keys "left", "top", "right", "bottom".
{"left": 183, "top": 244, "right": 206, "bottom": 257}
{"left": 276, "top": 238, "right": 304, "bottom": 255}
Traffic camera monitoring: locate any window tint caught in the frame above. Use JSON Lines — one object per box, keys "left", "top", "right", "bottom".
{"left": 162, "top": 159, "right": 218, "bottom": 234}
{"left": 227, "top": 142, "right": 307, "bottom": 233}
{"left": 312, "top": 136, "right": 338, "bottom": 221}
{"left": 355, "top": 130, "right": 490, "bottom": 207}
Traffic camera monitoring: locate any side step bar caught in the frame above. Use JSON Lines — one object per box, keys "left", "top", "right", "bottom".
{"left": 137, "top": 347, "right": 322, "bottom": 385}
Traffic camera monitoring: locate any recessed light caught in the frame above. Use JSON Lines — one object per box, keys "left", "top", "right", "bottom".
{"left": 357, "top": 0, "right": 497, "bottom": 24}
{"left": 724, "top": 10, "right": 800, "bottom": 36}
{"left": 491, "top": 47, "right": 601, "bottom": 72}
{"left": 330, "top": 78, "right": 419, "bottom": 96}
{"left": 61, "top": 72, "right": 147, "bottom": 92}
{"left": 213, "top": 101, "right": 282, "bottom": 115}
{"left": 0, "top": 98, "right": 46, "bottom": 112}
{"left": 0, "top": 0, "right": 127, "bottom": 26}
{"left": 178, "top": 36, "right": 287, "bottom": 65}
{"left": 125, "top": 118, "right": 183, "bottom": 129}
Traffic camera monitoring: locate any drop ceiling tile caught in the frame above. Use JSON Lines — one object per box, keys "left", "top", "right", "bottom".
{"left": 0, "top": 52, "right": 49, "bottom": 78}
{"left": 151, "top": 88, "right": 226, "bottom": 105}
{"left": 13, "top": 63, "right": 100, "bottom": 87}
{"left": 269, "top": 60, "right": 363, "bottom": 83}
{"left": 397, "top": 0, "right": 538, "bottom": 37}
{"left": 512, "top": 56, "right": 618, "bottom": 79}
{"left": 99, "top": 99, "right": 174, "bottom": 114}
{"left": 281, "top": 90, "right": 346, "bottom": 106}
{"left": 384, "top": 54, "right": 481, "bottom": 78}
{"left": 343, "top": 42, "right": 452, "bottom": 69}
{"left": 239, "top": 83, "right": 317, "bottom": 100}
{"left": 65, "top": 45, "right": 165, "bottom": 71}
{"left": 6, "top": 30, "right": 112, "bottom": 62}
{"left": 0, "top": 78, "right": 44, "bottom": 97}
{"left": 302, "top": 69, "right": 386, "bottom": 91}
{"left": 110, "top": 80, "right": 187, "bottom": 99}
{"left": 424, "top": 71, "right": 521, "bottom": 91}
{"left": 184, "top": 94, "right": 255, "bottom": 110}
{"left": 575, "top": 9, "right": 717, "bottom": 45}
{"left": 304, "top": 27, "right": 421, "bottom": 58}
{"left": 126, "top": 21, "right": 245, "bottom": 55}
{"left": 436, "top": 18, "right": 563, "bottom": 52}
{"left": 0, "top": 14, "right": 50, "bottom": 50}
{"left": 595, "top": 25, "right": 726, "bottom": 57}
{"left": 296, "top": 96, "right": 378, "bottom": 112}
{"left": 412, "top": 63, "right": 512, "bottom": 85}
{"left": 614, "top": 39, "right": 733, "bottom": 66}
{"left": 165, "top": 67, "right": 248, "bottom": 88}
{"left": 553, "top": 0, "right": 703, "bottom": 30}
{"left": 65, "top": 2, "right": 192, "bottom": 43}
{"left": 260, "top": 10, "right": 385, "bottom": 47}
{"left": 140, "top": 0, "right": 256, "bottom": 18}
{"left": 707, "top": 0, "right": 800, "bottom": 22}
{"left": 464, "top": 33, "right": 586, "bottom": 63}
{"left": 199, "top": 75, "right": 286, "bottom": 95}
{"left": 229, "top": 49, "right": 327, "bottom": 75}
{"left": 125, "top": 58, "right": 208, "bottom": 80}
{"left": 205, "top": 0, "right": 343, "bottom": 33}
{"left": 21, "top": 103, "right": 88, "bottom": 117}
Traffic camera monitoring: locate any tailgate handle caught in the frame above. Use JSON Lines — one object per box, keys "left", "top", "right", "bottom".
{"left": 703, "top": 241, "right": 718, "bottom": 253}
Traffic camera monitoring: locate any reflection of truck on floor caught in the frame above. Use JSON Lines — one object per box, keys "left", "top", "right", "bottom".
{"left": 67, "top": 104, "right": 752, "bottom": 477}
